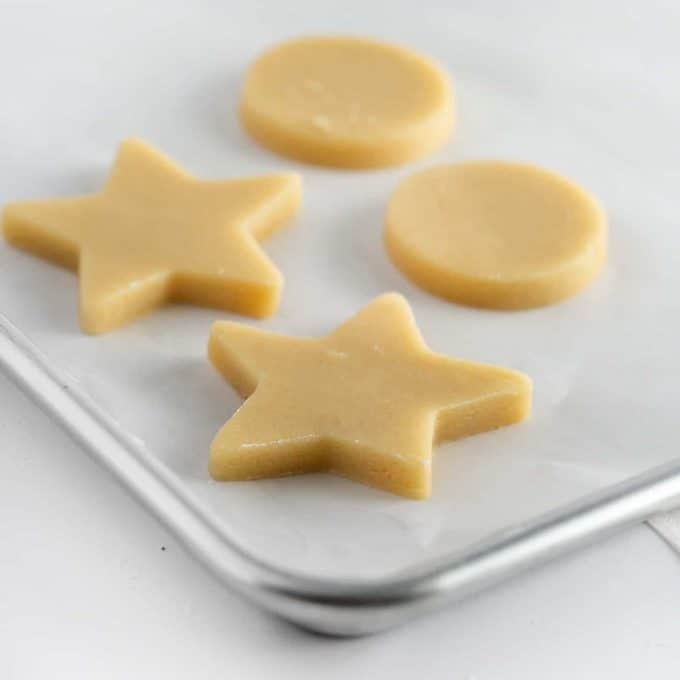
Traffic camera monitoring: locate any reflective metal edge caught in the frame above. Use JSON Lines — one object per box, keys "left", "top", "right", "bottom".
{"left": 2, "top": 313, "right": 680, "bottom": 636}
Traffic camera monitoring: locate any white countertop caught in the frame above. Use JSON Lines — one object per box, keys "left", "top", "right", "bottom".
{"left": 2, "top": 0, "right": 680, "bottom": 677}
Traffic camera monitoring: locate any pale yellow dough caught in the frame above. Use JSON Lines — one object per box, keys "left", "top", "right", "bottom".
{"left": 209, "top": 293, "right": 531, "bottom": 500}
{"left": 240, "top": 36, "right": 454, "bottom": 169}
{"left": 2, "top": 139, "right": 301, "bottom": 333}
{"left": 385, "top": 162, "right": 607, "bottom": 309}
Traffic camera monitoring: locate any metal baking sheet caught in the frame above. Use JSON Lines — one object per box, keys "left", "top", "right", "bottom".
{"left": 2, "top": 0, "right": 680, "bottom": 635}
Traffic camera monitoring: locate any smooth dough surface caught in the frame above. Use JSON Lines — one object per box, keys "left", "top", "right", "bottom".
{"left": 385, "top": 161, "right": 607, "bottom": 309}
{"left": 208, "top": 293, "right": 531, "bottom": 500}
{"left": 2, "top": 139, "right": 301, "bottom": 334}
{"left": 240, "top": 36, "right": 454, "bottom": 169}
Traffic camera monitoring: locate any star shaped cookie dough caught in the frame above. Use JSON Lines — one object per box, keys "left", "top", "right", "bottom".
{"left": 208, "top": 293, "right": 531, "bottom": 499}
{"left": 2, "top": 139, "right": 301, "bottom": 333}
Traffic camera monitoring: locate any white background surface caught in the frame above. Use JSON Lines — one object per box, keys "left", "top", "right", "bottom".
{"left": 2, "top": 0, "right": 680, "bottom": 677}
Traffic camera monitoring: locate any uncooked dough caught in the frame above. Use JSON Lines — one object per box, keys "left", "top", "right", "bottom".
{"left": 208, "top": 293, "right": 531, "bottom": 500}
{"left": 240, "top": 36, "right": 454, "bottom": 169}
{"left": 2, "top": 139, "right": 301, "bottom": 333}
{"left": 385, "top": 161, "right": 607, "bottom": 309}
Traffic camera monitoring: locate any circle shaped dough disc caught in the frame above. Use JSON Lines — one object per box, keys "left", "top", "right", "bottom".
{"left": 385, "top": 162, "right": 607, "bottom": 309}
{"left": 239, "top": 36, "right": 454, "bottom": 169}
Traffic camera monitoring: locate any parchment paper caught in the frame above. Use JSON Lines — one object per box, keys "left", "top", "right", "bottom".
{"left": 1, "top": 0, "right": 679, "bottom": 578}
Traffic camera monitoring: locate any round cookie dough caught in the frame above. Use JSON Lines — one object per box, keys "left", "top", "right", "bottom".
{"left": 385, "top": 161, "right": 607, "bottom": 309}
{"left": 239, "top": 36, "right": 454, "bottom": 169}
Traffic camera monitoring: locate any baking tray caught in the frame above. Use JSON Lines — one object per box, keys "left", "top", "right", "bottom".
{"left": 3, "top": 8, "right": 680, "bottom": 634}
